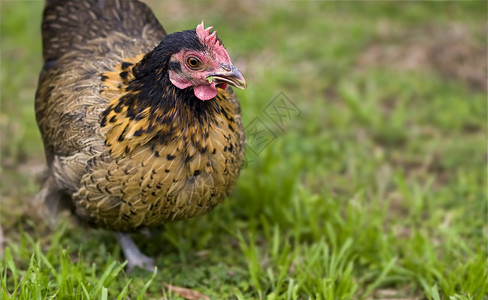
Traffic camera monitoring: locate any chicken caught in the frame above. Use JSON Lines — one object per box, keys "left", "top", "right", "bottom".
{"left": 35, "top": 0, "right": 246, "bottom": 271}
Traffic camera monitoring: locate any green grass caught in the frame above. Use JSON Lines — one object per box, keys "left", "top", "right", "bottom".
{"left": 1, "top": 1, "right": 487, "bottom": 299}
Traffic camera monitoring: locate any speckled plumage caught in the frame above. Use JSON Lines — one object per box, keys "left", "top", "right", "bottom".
{"left": 35, "top": 0, "right": 245, "bottom": 232}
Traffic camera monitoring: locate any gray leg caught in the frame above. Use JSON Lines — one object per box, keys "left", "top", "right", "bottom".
{"left": 36, "top": 175, "right": 63, "bottom": 228}
{"left": 116, "top": 233, "right": 155, "bottom": 273}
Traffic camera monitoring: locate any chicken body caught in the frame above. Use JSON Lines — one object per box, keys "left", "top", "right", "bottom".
{"left": 36, "top": 0, "right": 245, "bottom": 238}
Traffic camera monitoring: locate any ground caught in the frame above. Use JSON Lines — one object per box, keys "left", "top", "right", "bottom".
{"left": 0, "top": 1, "right": 487, "bottom": 299}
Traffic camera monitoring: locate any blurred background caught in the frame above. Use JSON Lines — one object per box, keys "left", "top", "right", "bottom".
{"left": 1, "top": 1, "right": 486, "bottom": 299}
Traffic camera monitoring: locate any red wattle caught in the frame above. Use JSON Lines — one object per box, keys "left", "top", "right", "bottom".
{"left": 193, "top": 85, "right": 218, "bottom": 101}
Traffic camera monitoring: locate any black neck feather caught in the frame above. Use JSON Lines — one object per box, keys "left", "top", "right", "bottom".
{"left": 119, "top": 30, "right": 220, "bottom": 127}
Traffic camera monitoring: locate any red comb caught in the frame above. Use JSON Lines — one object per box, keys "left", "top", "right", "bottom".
{"left": 196, "top": 20, "right": 230, "bottom": 62}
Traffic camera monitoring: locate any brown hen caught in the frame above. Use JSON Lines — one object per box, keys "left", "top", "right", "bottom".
{"left": 35, "top": 0, "right": 246, "bottom": 271}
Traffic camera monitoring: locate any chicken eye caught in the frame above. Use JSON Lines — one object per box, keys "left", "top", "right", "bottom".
{"left": 187, "top": 57, "right": 201, "bottom": 68}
